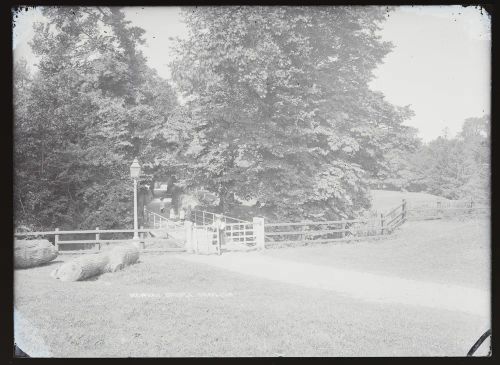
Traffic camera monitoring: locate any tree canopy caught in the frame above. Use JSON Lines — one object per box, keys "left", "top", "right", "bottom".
{"left": 377, "top": 115, "right": 490, "bottom": 201}
{"left": 14, "top": 7, "right": 179, "bottom": 230}
{"left": 170, "top": 6, "right": 416, "bottom": 220}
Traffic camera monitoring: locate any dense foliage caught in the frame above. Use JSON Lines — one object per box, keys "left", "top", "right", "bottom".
{"left": 170, "top": 6, "right": 417, "bottom": 221}
{"left": 377, "top": 115, "right": 490, "bottom": 202}
{"left": 14, "top": 7, "right": 179, "bottom": 230}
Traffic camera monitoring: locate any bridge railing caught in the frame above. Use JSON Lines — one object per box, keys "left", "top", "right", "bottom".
{"left": 144, "top": 208, "right": 183, "bottom": 230}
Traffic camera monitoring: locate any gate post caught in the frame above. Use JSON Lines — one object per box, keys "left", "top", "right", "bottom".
{"left": 184, "top": 221, "right": 194, "bottom": 253}
{"left": 55, "top": 228, "right": 59, "bottom": 251}
{"left": 437, "top": 201, "right": 442, "bottom": 218}
{"left": 139, "top": 225, "right": 145, "bottom": 249}
{"left": 96, "top": 227, "right": 100, "bottom": 251}
{"left": 253, "top": 217, "right": 265, "bottom": 250}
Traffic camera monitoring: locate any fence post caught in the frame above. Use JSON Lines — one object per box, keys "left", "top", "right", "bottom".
{"left": 402, "top": 199, "right": 407, "bottom": 223}
{"left": 341, "top": 220, "right": 345, "bottom": 239}
{"left": 140, "top": 225, "right": 145, "bottom": 249}
{"left": 437, "top": 201, "right": 442, "bottom": 218}
{"left": 184, "top": 221, "right": 194, "bottom": 253}
{"left": 96, "top": 227, "right": 100, "bottom": 251}
{"left": 253, "top": 217, "right": 265, "bottom": 250}
{"left": 469, "top": 197, "right": 474, "bottom": 214}
{"left": 55, "top": 228, "right": 59, "bottom": 251}
{"left": 380, "top": 213, "right": 385, "bottom": 235}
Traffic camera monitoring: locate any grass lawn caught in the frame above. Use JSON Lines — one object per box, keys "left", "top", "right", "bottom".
{"left": 15, "top": 217, "right": 490, "bottom": 357}
{"left": 369, "top": 189, "right": 450, "bottom": 213}
{"left": 263, "top": 217, "right": 490, "bottom": 289}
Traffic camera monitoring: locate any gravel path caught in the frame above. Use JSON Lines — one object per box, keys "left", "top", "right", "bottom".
{"left": 177, "top": 251, "right": 490, "bottom": 317}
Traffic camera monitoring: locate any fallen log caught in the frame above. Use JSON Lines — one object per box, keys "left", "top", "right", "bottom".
{"left": 14, "top": 240, "right": 58, "bottom": 269}
{"left": 51, "top": 244, "right": 139, "bottom": 282}
{"left": 106, "top": 245, "right": 140, "bottom": 272}
{"left": 51, "top": 253, "right": 109, "bottom": 282}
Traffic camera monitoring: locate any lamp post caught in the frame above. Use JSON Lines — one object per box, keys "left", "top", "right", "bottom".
{"left": 130, "top": 158, "right": 141, "bottom": 240}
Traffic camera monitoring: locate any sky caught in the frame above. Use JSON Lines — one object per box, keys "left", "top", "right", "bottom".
{"left": 12, "top": 6, "right": 491, "bottom": 142}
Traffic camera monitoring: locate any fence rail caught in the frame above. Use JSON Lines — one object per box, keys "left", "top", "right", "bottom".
{"left": 264, "top": 201, "right": 407, "bottom": 248}
{"left": 406, "top": 201, "right": 489, "bottom": 220}
{"left": 15, "top": 198, "right": 489, "bottom": 254}
{"left": 14, "top": 227, "right": 153, "bottom": 252}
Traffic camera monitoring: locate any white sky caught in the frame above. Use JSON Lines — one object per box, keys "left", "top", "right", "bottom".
{"left": 13, "top": 6, "right": 491, "bottom": 142}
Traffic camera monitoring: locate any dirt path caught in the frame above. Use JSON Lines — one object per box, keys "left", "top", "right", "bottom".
{"left": 176, "top": 251, "right": 489, "bottom": 317}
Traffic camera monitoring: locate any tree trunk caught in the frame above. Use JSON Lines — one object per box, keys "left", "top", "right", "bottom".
{"left": 51, "top": 252, "right": 109, "bottom": 281}
{"left": 218, "top": 194, "right": 225, "bottom": 214}
{"left": 15, "top": 239, "right": 58, "bottom": 269}
{"left": 51, "top": 244, "right": 139, "bottom": 281}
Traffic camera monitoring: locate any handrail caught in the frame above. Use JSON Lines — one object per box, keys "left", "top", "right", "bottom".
{"left": 144, "top": 208, "right": 183, "bottom": 228}
{"left": 144, "top": 208, "right": 168, "bottom": 220}
{"left": 192, "top": 209, "right": 250, "bottom": 224}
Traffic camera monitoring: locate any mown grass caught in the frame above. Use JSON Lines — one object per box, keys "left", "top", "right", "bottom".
{"left": 263, "top": 217, "right": 490, "bottom": 289}
{"left": 15, "top": 218, "right": 490, "bottom": 357}
{"left": 370, "top": 189, "right": 450, "bottom": 213}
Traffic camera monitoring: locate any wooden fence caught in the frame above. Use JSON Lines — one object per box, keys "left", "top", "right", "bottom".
{"left": 264, "top": 200, "right": 407, "bottom": 248}
{"left": 14, "top": 198, "right": 489, "bottom": 254}
{"left": 14, "top": 228, "right": 153, "bottom": 253}
{"left": 406, "top": 199, "right": 489, "bottom": 220}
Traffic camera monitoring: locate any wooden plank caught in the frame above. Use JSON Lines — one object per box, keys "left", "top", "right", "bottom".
{"left": 96, "top": 227, "right": 100, "bottom": 251}
{"left": 384, "top": 204, "right": 403, "bottom": 217}
{"left": 266, "top": 228, "right": 348, "bottom": 236}
{"left": 386, "top": 213, "right": 403, "bottom": 226}
{"left": 265, "top": 235, "right": 384, "bottom": 245}
{"left": 57, "top": 240, "right": 99, "bottom": 244}
{"left": 265, "top": 218, "right": 377, "bottom": 227}
{"left": 55, "top": 228, "right": 59, "bottom": 251}
{"left": 227, "top": 229, "right": 254, "bottom": 234}
{"left": 408, "top": 206, "right": 488, "bottom": 212}
{"left": 225, "top": 222, "right": 249, "bottom": 226}
{"left": 14, "top": 229, "right": 154, "bottom": 236}
{"left": 58, "top": 250, "right": 101, "bottom": 255}
{"left": 142, "top": 248, "right": 187, "bottom": 253}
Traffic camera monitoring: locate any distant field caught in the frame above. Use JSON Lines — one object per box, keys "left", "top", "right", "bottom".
{"left": 370, "top": 189, "right": 449, "bottom": 213}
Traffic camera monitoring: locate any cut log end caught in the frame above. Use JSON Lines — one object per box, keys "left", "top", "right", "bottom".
{"left": 15, "top": 239, "right": 58, "bottom": 269}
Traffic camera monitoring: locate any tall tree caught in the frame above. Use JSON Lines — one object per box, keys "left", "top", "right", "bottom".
{"left": 14, "top": 7, "right": 179, "bottom": 230}
{"left": 171, "top": 6, "right": 416, "bottom": 220}
{"left": 393, "top": 115, "right": 490, "bottom": 201}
